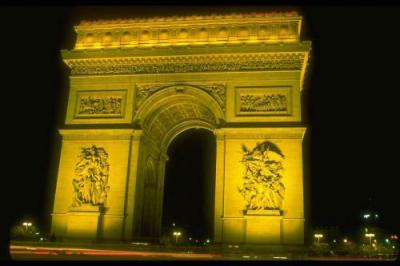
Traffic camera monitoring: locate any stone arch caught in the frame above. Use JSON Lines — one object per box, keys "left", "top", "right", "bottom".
{"left": 134, "top": 84, "right": 224, "bottom": 149}
{"left": 163, "top": 119, "right": 215, "bottom": 148}
{"left": 132, "top": 84, "right": 224, "bottom": 241}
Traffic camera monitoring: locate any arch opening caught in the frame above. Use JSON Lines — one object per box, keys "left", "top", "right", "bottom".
{"left": 133, "top": 85, "right": 223, "bottom": 243}
{"left": 161, "top": 128, "right": 216, "bottom": 244}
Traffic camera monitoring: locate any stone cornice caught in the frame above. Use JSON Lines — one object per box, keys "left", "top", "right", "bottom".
{"left": 73, "top": 12, "right": 302, "bottom": 50}
{"left": 59, "top": 129, "right": 135, "bottom": 140}
{"left": 220, "top": 127, "right": 307, "bottom": 139}
{"left": 78, "top": 12, "right": 299, "bottom": 27}
{"left": 64, "top": 51, "right": 309, "bottom": 76}
{"left": 63, "top": 41, "right": 310, "bottom": 58}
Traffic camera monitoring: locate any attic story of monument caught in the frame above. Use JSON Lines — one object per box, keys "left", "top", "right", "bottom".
{"left": 50, "top": 11, "right": 311, "bottom": 244}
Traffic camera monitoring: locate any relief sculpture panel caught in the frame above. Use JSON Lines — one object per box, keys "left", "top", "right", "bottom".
{"left": 236, "top": 87, "right": 291, "bottom": 116}
{"left": 238, "top": 141, "right": 285, "bottom": 211}
{"left": 240, "top": 94, "right": 287, "bottom": 112}
{"left": 72, "top": 145, "right": 110, "bottom": 207}
{"left": 74, "top": 90, "right": 126, "bottom": 118}
{"left": 78, "top": 96, "right": 122, "bottom": 115}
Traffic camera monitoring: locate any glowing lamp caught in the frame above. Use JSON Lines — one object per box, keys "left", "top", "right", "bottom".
{"left": 173, "top": 231, "right": 181, "bottom": 243}
{"left": 365, "top": 233, "right": 375, "bottom": 245}
{"left": 314, "top": 233, "right": 323, "bottom": 244}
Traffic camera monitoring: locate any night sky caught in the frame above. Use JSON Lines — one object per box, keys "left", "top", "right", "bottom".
{"left": 3, "top": 5, "right": 400, "bottom": 250}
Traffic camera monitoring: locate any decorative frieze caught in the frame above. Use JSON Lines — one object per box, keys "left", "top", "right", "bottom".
{"left": 66, "top": 53, "right": 305, "bottom": 75}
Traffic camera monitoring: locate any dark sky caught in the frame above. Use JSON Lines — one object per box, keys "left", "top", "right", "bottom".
{"left": 2, "top": 5, "right": 400, "bottom": 250}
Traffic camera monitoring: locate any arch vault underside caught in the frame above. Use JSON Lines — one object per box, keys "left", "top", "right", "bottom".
{"left": 51, "top": 12, "right": 311, "bottom": 245}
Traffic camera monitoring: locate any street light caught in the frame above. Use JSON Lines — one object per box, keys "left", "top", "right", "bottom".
{"left": 22, "top": 222, "right": 32, "bottom": 231}
{"left": 314, "top": 234, "right": 323, "bottom": 245}
{"left": 365, "top": 233, "right": 375, "bottom": 245}
{"left": 173, "top": 231, "right": 181, "bottom": 243}
{"left": 363, "top": 213, "right": 370, "bottom": 219}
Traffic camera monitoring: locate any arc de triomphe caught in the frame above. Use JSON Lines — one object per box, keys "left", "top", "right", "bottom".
{"left": 50, "top": 12, "right": 311, "bottom": 244}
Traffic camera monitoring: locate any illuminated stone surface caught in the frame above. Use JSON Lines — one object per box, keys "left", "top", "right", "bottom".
{"left": 51, "top": 12, "right": 311, "bottom": 245}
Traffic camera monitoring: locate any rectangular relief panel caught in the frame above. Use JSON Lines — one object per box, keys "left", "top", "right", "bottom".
{"left": 66, "top": 85, "right": 134, "bottom": 125}
{"left": 75, "top": 90, "right": 126, "bottom": 118}
{"left": 220, "top": 127, "right": 305, "bottom": 244}
{"left": 235, "top": 86, "right": 291, "bottom": 116}
{"left": 224, "top": 76, "right": 301, "bottom": 123}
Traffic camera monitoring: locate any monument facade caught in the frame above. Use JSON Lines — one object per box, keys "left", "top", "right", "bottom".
{"left": 51, "top": 12, "right": 311, "bottom": 244}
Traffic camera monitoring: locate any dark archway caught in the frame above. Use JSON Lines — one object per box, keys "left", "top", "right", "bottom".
{"left": 162, "top": 128, "right": 216, "bottom": 243}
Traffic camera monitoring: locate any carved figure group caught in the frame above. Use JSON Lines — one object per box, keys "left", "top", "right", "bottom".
{"left": 78, "top": 96, "right": 122, "bottom": 115}
{"left": 238, "top": 141, "right": 285, "bottom": 210}
{"left": 240, "top": 94, "right": 287, "bottom": 112}
{"left": 72, "top": 145, "right": 110, "bottom": 207}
